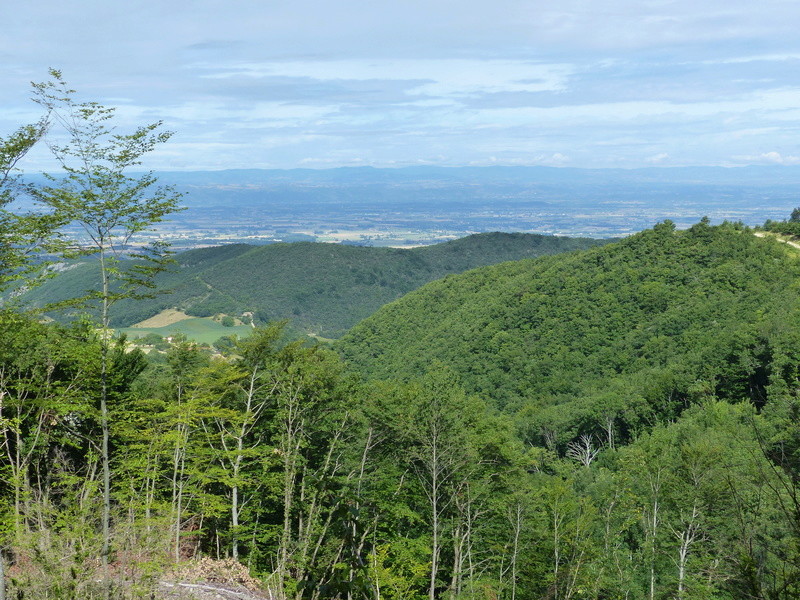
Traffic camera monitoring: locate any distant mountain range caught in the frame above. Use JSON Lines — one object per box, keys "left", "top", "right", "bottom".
{"left": 157, "top": 166, "right": 800, "bottom": 241}
{"left": 12, "top": 232, "right": 610, "bottom": 338}
{"left": 154, "top": 164, "right": 800, "bottom": 187}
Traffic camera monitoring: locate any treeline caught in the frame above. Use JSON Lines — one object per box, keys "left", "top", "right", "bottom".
{"left": 2, "top": 308, "right": 800, "bottom": 599}
{"left": 3, "top": 223, "right": 800, "bottom": 599}
{"left": 763, "top": 207, "right": 800, "bottom": 237}
{"left": 340, "top": 220, "right": 800, "bottom": 417}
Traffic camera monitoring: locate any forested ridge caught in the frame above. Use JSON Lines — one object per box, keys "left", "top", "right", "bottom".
{"left": 338, "top": 220, "right": 800, "bottom": 417}
{"left": 10, "top": 232, "right": 608, "bottom": 338}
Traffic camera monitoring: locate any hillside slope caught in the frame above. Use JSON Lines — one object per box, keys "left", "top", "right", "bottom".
{"left": 14, "top": 232, "right": 607, "bottom": 337}
{"left": 337, "top": 221, "right": 800, "bottom": 444}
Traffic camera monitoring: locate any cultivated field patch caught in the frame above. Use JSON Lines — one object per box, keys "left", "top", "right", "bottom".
{"left": 120, "top": 317, "right": 253, "bottom": 345}
{"left": 131, "top": 308, "right": 194, "bottom": 328}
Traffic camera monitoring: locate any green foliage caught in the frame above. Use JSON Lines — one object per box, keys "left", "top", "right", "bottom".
{"left": 29, "top": 69, "right": 183, "bottom": 324}
{"left": 762, "top": 207, "right": 800, "bottom": 236}
{"left": 763, "top": 218, "right": 800, "bottom": 236}
{"left": 339, "top": 223, "right": 800, "bottom": 440}
{"left": 7, "top": 213, "right": 800, "bottom": 599}
{"left": 0, "top": 119, "right": 65, "bottom": 294}
{"left": 0, "top": 70, "right": 185, "bottom": 599}
{"left": 13, "top": 233, "right": 608, "bottom": 336}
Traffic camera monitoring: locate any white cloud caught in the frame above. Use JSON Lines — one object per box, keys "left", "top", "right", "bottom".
{"left": 701, "top": 53, "right": 800, "bottom": 65}
{"left": 733, "top": 151, "right": 800, "bottom": 165}
{"left": 545, "top": 153, "right": 570, "bottom": 166}
{"left": 646, "top": 153, "right": 670, "bottom": 164}
{"left": 197, "top": 59, "right": 574, "bottom": 98}
{"left": 5, "top": 0, "right": 800, "bottom": 169}
{"left": 469, "top": 153, "right": 570, "bottom": 166}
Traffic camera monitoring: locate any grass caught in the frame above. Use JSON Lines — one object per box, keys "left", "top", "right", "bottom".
{"left": 119, "top": 317, "right": 254, "bottom": 346}
{"left": 131, "top": 308, "right": 194, "bottom": 328}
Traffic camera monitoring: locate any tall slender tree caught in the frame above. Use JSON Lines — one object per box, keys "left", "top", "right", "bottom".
{"left": 29, "top": 69, "right": 182, "bottom": 593}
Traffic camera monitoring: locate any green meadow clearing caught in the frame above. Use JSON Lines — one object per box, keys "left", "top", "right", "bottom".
{"left": 118, "top": 317, "right": 253, "bottom": 345}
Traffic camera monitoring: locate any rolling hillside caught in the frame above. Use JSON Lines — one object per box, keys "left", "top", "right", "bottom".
{"left": 337, "top": 221, "right": 800, "bottom": 444}
{"left": 12, "top": 232, "right": 608, "bottom": 338}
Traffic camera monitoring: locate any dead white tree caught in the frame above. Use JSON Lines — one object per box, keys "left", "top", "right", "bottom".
{"left": 671, "top": 503, "right": 702, "bottom": 599}
{"left": 566, "top": 435, "right": 601, "bottom": 468}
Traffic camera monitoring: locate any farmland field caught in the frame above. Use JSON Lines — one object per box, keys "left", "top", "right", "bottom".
{"left": 119, "top": 317, "right": 253, "bottom": 345}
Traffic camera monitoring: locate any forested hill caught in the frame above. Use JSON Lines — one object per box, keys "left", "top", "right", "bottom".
{"left": 15, "top": 232, "right": 607, "bottom": 337}
{"left": 7, "top": 221, "right": 800, "bottom": 598}
{"left": 338, "top": 221, "right": 800, "bottom": 443}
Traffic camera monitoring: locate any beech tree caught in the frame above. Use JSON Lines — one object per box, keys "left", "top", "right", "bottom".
{"left": 208, "top": 327, "right": 281, "bottom": 560}
{"left": 0, "top": 120, "right": 65, "bottom": 293}
{"left": 29, "top": 69, "right": 182, "bottom": 592}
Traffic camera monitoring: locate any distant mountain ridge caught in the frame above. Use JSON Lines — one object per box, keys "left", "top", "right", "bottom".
{"left": 14, "top": 232, "right": 609, "bottom": 338}
{"left": 154, "top": 164, "right": 800, "bottom": 187}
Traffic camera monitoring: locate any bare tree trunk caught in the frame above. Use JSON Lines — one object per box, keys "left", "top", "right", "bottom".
{"left": 3, "top": 370, "right": 69, "bottom": 541}
{"left": 213, "top": 366, "right": 273, "bottom": 562}
{"left": 171, "top": 377, "right": 189, "bottom": 563}
{"left": 641, "top": 469, "right": 663, "bottom": 600}
{"left": 0, "top": 389, "right": 7, "bottom": 600}
{"left": 277, "top": 384, "right": 303, "bottom": 598}
{"left": 230, "top": 369, "right": 260, "bottom": 560}
{"left": 429, "top": 431, "right": 440, "bottom": 600}
{"left": 673, "top": 504, "right": 700, "bottom": 600}
{"left": 603, "top": 414, "right": 616, "bottom": 450}
{"left": 451, "top": 483, "right": 481, "bottom": 599}
{"left": 650, "top": 500, "right": 657, "bottom": 600}
{"left": 553, "top": 506, "right": 561, "bottom": 600}
{"left": 100, "top": 250, "right": 111, "bottom": 600}
{"left": 508, "top": 501, "right": 524, "bottom": 600}
{"left": 450, "top": 517, "right": 463, "bottom": 597}
{"left": 0, "top": 549, "right": 6, "bottom": 600}
{"left": 299, "top": 426, "right": 344, "bottom": 571}
{"left": 348, "top": 428, "right": 376, "bottom": 595}
{"left": 171, "top": 423, "right": 188, "bottom": 562}
{"left": 231, "top": 476, "right": 240, "bottom": 559}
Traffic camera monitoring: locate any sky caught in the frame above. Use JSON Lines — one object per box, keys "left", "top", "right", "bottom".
{"left": 3, "top": 0, "right": 800, "bottom": 171}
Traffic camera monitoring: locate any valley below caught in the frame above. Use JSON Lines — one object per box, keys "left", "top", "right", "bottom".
{"left": 65, "top": 165, "right": 800, "bottom": 250}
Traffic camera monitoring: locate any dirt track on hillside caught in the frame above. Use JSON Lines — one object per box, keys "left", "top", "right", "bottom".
{"left": 753, "top": 231, "right": 800, "bottom": 250}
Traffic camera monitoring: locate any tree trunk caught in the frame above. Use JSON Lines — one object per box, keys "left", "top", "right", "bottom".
{"left": 278, "top": 385, "right": 303, "bottom": 598}
{"left": 0, "top": 549, "right": 6, "bottom": 600}
{"left": 674, "top": 505, "right": 700, "bottom": 600}
{"left": 429, "top": 433, "right": 440, "bottom": 600}
{"left": 509, "top": 501, "right": 523, "bottom": 600}
{"left": 645, "top": 471, "right": 662, "bottom": 600}
{"left": 100, "top": 249, "right": 111, "bottom": 600}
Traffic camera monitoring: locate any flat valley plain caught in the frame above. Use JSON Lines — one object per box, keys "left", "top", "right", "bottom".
{"left": 115, "top": 165, "right": 800, "bottom": 250}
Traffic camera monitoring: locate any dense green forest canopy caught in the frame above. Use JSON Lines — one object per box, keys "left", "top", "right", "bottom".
{"left": 339, "top": 220, "right": 800, "bottom": 444}
{"left": 4, "top": 219, "right": 800, "bottom": 600}
{"left": 10, "top": 232, "right": 608, "bottom": 337}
